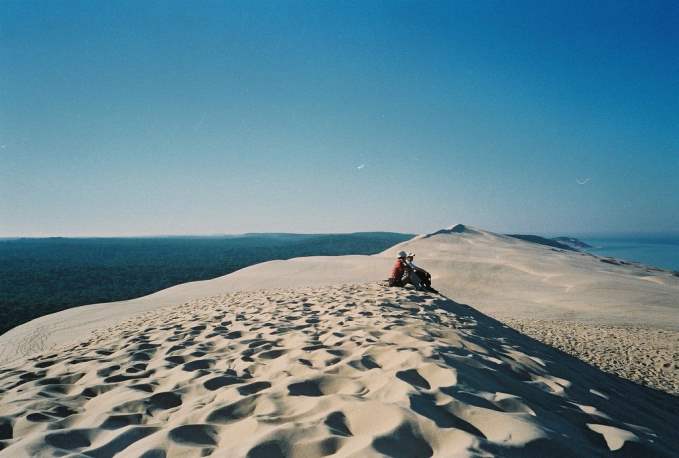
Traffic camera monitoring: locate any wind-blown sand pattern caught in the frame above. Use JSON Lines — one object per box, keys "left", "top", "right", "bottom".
{"left": 503, "top": 319, "right": 679, "bottom": 395}
{"left": 3, "top": 225, "right": 678, "bottom": 368}
{"left": 1, "top": 284, "right": 677, "bottom": 457}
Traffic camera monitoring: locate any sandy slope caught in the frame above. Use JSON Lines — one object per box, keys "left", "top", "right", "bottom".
{"left": 2, "top": 225, "right": 678, "bottom": 366}
{"left": 1, "top": 284, "right": 677, "bottom": 457}
{"left": 384, "top": 226, "right": 679, "bottom": 327}
{"left": 504, "top": 319, "right": 679, "bottom": 395}
{"left": 0, "top": 256, "right": 389, "bottom": 365}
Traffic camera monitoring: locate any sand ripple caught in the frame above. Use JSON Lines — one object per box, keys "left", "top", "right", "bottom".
{"left": 0, "top": 283, "right": 677, "bottom": 457}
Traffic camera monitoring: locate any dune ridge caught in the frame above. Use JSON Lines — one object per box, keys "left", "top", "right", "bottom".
{"left": 3, "top": 224, "right": 678, "bottom": 368}
{"left": 1, "top": 283, "right": 677, "bottom": 457}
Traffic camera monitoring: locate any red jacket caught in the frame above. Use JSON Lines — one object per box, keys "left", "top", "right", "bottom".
{"left": 390, "top": 259, "right": 406, "bottom": 280}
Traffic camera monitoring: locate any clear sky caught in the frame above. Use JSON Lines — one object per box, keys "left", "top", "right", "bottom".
{"left": 1, "top": 1, "right": 677, "bottom": 236}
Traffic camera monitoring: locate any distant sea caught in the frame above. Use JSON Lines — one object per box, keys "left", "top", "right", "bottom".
{"left": 579, "top": 235, "right": 679, "bottom": 272}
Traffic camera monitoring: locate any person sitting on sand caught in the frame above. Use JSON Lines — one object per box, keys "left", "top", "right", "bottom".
{"left": 389, "top": 251, "right": 438, "bottom": 292}
{"left": 406, "top": 252, "right": 433, "bottom": 290}
{"left": 388, "top": 251, "right": 411, "bottom": 287}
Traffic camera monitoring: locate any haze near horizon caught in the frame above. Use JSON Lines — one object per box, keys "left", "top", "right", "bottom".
{"left": 1, "top": 1, "right": 677, "bottom": 237}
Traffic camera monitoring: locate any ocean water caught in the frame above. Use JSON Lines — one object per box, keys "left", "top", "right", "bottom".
{"left": 580, "top": 236, "right": 679, "bottom": 271}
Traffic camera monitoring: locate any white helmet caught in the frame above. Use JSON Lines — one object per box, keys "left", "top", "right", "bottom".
{"left": 397, "top": 251, "right": 407, "bottom": 258}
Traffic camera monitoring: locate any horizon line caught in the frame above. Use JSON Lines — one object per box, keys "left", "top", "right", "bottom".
{"left": 2, "top": 228, "right": 679, "bottom": 240}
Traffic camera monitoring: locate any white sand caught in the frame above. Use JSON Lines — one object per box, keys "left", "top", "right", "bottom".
{"left": 503, "top": 319, "right": 679, "bottom": 395}
{"left": 1, "top": 225, "right": 678, "bottom": 456}
{"left": 2, "top": 225, "right": 678, "bottom": 365}
{"left": 1, "top": 284, "right": 677, "bottom": 457}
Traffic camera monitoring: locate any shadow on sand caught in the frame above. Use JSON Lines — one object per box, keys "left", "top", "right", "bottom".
{"left": 420, "top": 292, "right": 679, "bottom": 457}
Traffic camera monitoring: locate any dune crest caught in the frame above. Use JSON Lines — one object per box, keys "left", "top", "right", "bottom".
{"left": 1, "top": 224, "right": 677, "bottom": 399}
{"left": 4, "top": 224, "right": 678, "bottom": 360}
{"left": 0, "top": 283, "right": 676, "bottom": 457}
{"left": 421, "top": 223, "right": 479, "bottom": 238}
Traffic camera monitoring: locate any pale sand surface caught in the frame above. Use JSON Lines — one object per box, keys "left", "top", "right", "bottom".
{"left": 2, "top": 225, "right": 678, "bottom": 366}
{"left": 1, "top": 283, "right": 677, "bottom": 457}
{"left": 503, "top": 319, "right": 679, "bottom": 395}
{"left": 0, "top": 256, "right": 390, "bottom": 365}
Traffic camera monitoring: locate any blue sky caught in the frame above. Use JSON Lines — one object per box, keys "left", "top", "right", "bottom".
{"left": 1, "top": 1, "right": 677, "bottom": 236}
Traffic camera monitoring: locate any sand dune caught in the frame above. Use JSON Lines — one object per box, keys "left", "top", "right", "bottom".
{"left": 505, "top": 319, "right": 679, "bottom": 395}
{"left": 384, "top": 225, "right": 679, "bottom": 327}
{"left": 1, "top": 283, "right": 677, "bottom": 457}
{"left": 2, "top": 224, "right": 678, "bottom": 366}
{"left": 1, "top": 224, "right": 678, "bottom": 456}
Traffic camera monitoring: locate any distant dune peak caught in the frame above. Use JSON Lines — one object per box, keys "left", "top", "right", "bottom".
{"left": 447, "top": 223, "right": 472, "bottom": 233}
{"left": 423, "top": 224, "right": 479, "bottom": 238}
